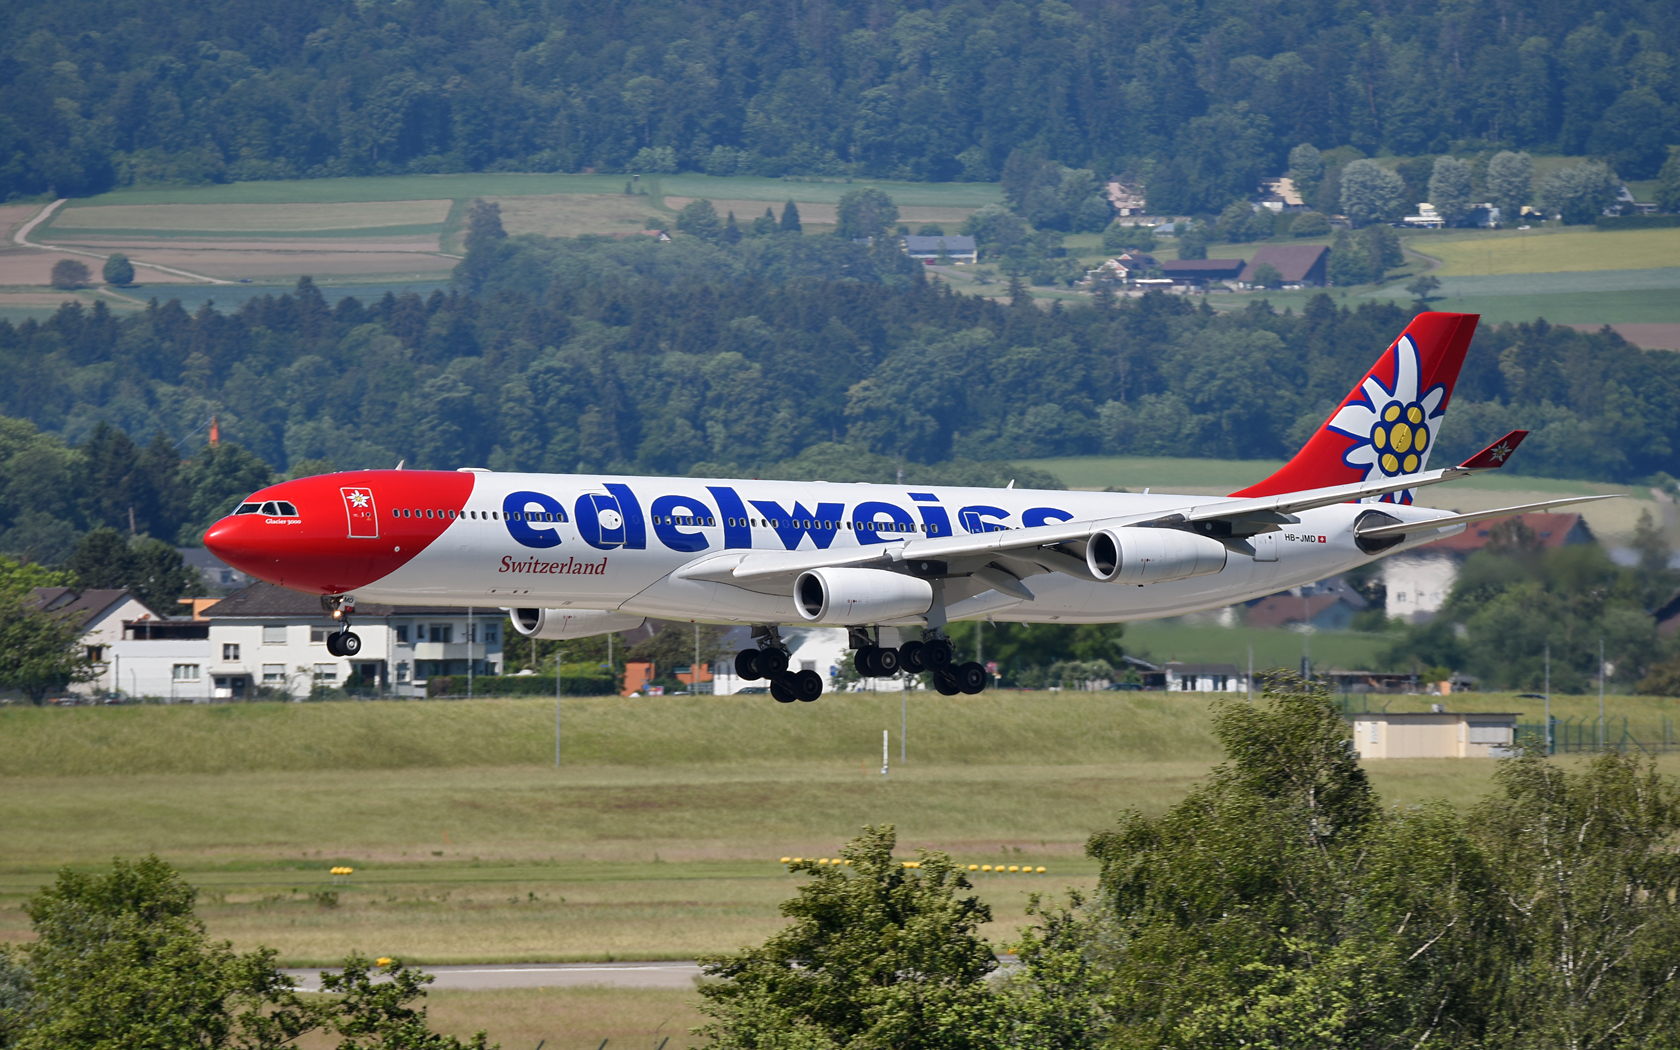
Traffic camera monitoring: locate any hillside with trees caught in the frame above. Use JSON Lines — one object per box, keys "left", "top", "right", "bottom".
{"left": 2, "top": 213, "right": 1677, "bottom": 566}
{"left": 2, "top": 0, "right": 1676, "bottom": 203}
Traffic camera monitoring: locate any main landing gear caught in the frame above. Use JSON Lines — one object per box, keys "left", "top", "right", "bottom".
{"left": 321, "top": 595, "right": 362, "bottom": 658}
{"left": 734, "top": 626, "right": 823, "bottom": 703}
{"left": 850, "top": 629, "right": 988, "bottom": 696}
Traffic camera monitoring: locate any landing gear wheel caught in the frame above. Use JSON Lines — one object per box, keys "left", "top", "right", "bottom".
{"left": 923, "top": 639, "right": 955, "bottom": 670}
{"left": 792, "top": 669, "right": 824, "bottom": 702}
{"left": 757, "top": 648, "right": 789, "bottom": 676}
{"left": 325, "top": 633, "right": 343, "bottom": 657}
{"left": 898, "top": 640, "right": 926, "bottom": 673}
{"left": 338, "top": 631, "right": 362, "bottom": 657}
{"left": 932, "top": 668, "right": 962, "bottom": 696}
{"left": 956, "top": 661, "right": 987, "bottom": 694}
{"left": 853, "top": 647, "right": 875, "bottom": 677}
{"left": 735, "top": 648, "right": 762, "bottom": 680}
{"left": 770, "top": 675, "right": 797, "bottom": 703}
{"left": 873, "top": 646, "right": 901, "bottom": 676}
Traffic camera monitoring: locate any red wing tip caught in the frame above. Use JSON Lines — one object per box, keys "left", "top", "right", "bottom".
{"left": 1458, "top": 430, "right": 1529, "bottom": 470}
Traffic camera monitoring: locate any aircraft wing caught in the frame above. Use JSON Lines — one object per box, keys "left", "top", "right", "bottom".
{"left": 676, "top": 430, "right": 1543, "bottom": 585}
{"left": 1351, "top": 494, "right": 1621, "bottom": 540}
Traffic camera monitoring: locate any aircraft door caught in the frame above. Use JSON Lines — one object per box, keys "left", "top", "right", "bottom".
{"left": 575, "top": 492, "right": 627, "bottom": 549}
{"left": 1252, "top": 532, "right": 1278, "bottom": 562}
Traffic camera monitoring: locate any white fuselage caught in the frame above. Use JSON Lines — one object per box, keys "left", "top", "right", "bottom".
{"left": 353, "top": 473, "right": 1461, "bottom": 626}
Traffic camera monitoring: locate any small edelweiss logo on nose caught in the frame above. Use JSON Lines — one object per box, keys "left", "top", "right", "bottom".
{"left": 347, "top": 490, "right": 371, "bottom": 508}
{"left": 1327, "top": 334, "right": 1448, "bottom": 503}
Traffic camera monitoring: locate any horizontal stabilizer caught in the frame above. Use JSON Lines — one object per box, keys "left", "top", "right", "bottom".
{"left": 1353, "top": 494, "right": 1622, "bottom": 540}
{"left": 1456, "top": 430, "right": 1528, "bottom": 470}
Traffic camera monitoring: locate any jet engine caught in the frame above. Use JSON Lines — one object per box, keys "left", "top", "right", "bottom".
{"left": 1085, "top": 527, "right": 1228, "bottom": 584}
{"left": 795, "top": 567, "right": 933, "bottom": 625}
{"left": 507, "top": 607, "right": 647, "bottom": 640}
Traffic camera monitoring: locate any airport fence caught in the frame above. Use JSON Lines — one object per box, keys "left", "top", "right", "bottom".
{"left": 1518, "top": 716, "right": 1679, "bottom": 755}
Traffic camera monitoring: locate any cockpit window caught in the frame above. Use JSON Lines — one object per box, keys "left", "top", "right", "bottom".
{"left": 276, "top": 501, "right": 299, "bottom": 516}
{"left": 260, "top": 501, "right": 279, "bottom": 515}
{"left": 236, "top": 503, "right": 261, "bottom": 515}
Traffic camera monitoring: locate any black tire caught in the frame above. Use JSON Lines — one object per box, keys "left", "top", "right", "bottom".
{"left": 770, "top": 676, "right": 797, "bottom": 703}
{"left": 338, "top": 631, "right": 362, "bottom": 657}
{"left": 898, "top": 640, "right": 926, "bottom": 672}
{"left": 875, "top": 646, "right": 901, "bottom": 676}
{"left": 735, "top": 648, "right": 762, "bottom": 680}
{"left": 792, "top": 669, "right": 824, "bottom": 702}
{"left": 758, "top": 648, "right": 789, "bottom": 676}
{"left": 923, "top": 639, "right": 955, "bottom": 670}
{"left": 853, "top": 647, "right": 877, "bottom": 677}
{"left": 956, "top": 661, "right": 987, "bottom": 694}
{"left": 932, "top": 668, "right": 962, "bottom": 695}
{"left": 324, "top": 633, "right": 343, "bottom": 657}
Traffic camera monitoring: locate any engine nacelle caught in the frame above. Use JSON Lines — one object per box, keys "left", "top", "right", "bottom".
{"left": 506, "top": 607, "right": 647, "bottom": 640}
{"left": 795, "top": 567, "right": 933, "bottom": 625}
{"left": 1086, "top": 528, "right": 1228, "bottom": 584}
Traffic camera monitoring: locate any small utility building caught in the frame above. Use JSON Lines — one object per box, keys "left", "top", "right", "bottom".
{"left": 1350, "top": 710, "right": 1519, "bottom": 759}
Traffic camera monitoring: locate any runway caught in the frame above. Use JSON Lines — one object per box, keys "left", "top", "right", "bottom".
{"left": 283, "top": 961, "right": 702, "bottom": 991}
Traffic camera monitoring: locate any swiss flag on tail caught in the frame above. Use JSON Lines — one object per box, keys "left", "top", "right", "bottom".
{"left": 1231, "top": 312, "right": 1479, "bottom": 503}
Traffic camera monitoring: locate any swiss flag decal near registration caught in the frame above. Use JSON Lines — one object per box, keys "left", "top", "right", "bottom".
{"left": 341, "top": 487, "right": 379, "bottom": 538}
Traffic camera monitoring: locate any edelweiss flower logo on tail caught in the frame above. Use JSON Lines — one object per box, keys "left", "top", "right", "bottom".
{"left": 1326, "top": 335, "right": 1448, "bottom": 504}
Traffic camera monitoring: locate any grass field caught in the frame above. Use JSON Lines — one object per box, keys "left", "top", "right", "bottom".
{"left": 1413, "top": 227, "right": 1680, "bottom": 277}
{"left": 52, "top": 201, "right": 453, "bottom": 232}
{"left": 406, "top": 987, "right": 703, "bottom": 1050}
{"left": 2, "top": 690, "right": 1676, "bottom": 968}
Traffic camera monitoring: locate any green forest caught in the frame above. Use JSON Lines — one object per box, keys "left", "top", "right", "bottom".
{"left": 3, "top": 208, "right": 1677, "bottom": 563}
{"left": 3, "top": 0, "right": 1678, "bottom": 205}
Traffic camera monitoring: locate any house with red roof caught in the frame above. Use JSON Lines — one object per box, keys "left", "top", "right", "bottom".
{"left": 1382, "top": 513, "right": 1594, "bottom": 623}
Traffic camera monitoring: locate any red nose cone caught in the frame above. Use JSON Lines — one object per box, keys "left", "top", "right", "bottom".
{"left": 204, "top": 470, "right": 476, "bottom": 595}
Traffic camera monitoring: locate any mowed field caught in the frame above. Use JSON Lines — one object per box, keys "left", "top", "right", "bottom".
{"left": 1013, "top": 454, "right": 1661, "bottom": 544}
{"left": 3, "top": 690, "right": 1676, "bottom": 1047}
{"left": 2, "top": 173, "right": 1003, "bottom": 314}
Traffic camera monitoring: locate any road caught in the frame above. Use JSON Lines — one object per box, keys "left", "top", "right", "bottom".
{"left": 282, "top": 961, "right": 703, "bottom": 991}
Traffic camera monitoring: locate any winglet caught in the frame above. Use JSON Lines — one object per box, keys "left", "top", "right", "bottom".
{"left": 1457, "top": 430, "right": 1528, "bottom": 470}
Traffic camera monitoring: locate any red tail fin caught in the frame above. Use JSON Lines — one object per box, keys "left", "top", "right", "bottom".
{"left": 1231, "top": 312, "right": 1479, "bottom": 502}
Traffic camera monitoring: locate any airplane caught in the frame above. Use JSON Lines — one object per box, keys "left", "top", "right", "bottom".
{"left": 204, "top": 312, "right": 1618, "bottom": 703}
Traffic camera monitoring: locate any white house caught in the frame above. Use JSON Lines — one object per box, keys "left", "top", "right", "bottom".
{"left": 199, "top": 583, "right": 504, "bottom": 699}
{"left": 31, "top": 588, "right": 188, "bottom": 700}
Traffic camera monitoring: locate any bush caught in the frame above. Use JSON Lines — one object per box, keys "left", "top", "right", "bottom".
{"left": 1101, "top": 221, "right": 1155, "bottom": 252}
{"left": 1250, "top": 262, "right": 1284, "bottom": 289}
{"left": 48, "top": 259, "right": 89, "bottom": 289}
{"left": 101, "top": 253, "right": 134, "bottom": 286}
{"left": 1291, "top": 211, "right": 1332, "bottom": 237}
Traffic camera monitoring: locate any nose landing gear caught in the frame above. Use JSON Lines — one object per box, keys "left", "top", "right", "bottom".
{"left": 321, "top": 595, "right": 362, "bottom": 658}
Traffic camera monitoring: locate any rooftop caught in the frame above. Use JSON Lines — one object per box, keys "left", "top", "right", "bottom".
{"left": 1240, "top": 244, "right": 1328, "bottom": 284}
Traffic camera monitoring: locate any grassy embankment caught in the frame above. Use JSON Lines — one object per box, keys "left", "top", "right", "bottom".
{"left": 5, "top": 691, "right": 1675, "bottom": 1047}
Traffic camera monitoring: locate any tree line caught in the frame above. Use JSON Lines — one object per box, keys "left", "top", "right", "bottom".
{"left": 2, "top": 0, "right": 1677, "bottom": 205}
{"left": 4, "top": 222, "right": 1678, "bottom": 570}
